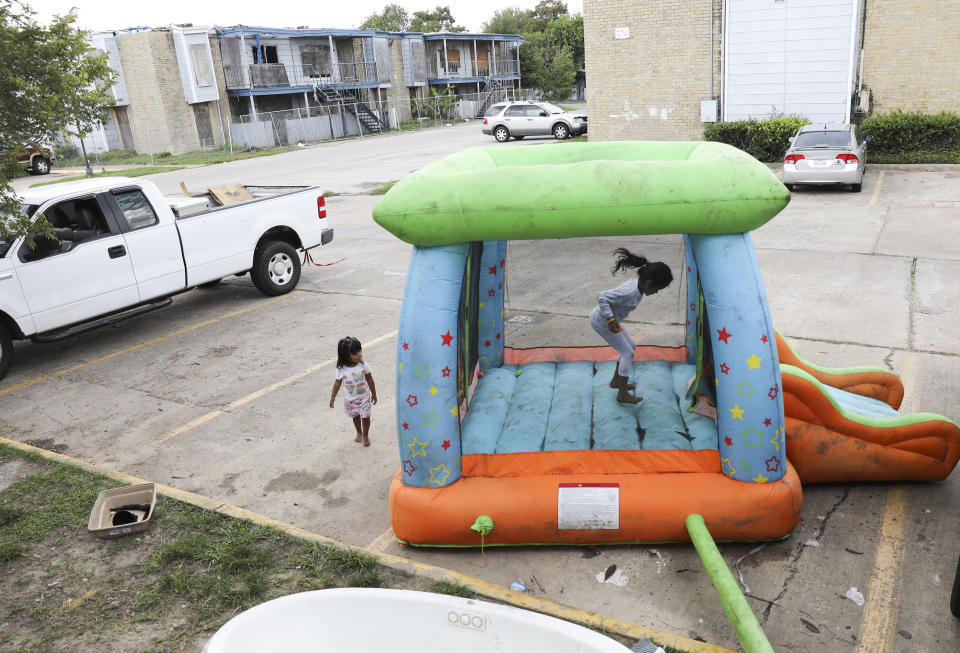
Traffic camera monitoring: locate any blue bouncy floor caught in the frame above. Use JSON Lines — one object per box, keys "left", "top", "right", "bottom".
{"left": 461, "top": 361, "right": 719, "bottom": 455}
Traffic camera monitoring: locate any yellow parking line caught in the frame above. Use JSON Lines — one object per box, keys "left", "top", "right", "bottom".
{"left": 857, "top": 485, "right": 908, "bottom": 653}
{"left": 152, "top": 329, "right": 398, "bottom": 446}
{"left": 365, "top": 526, "right": 398, "bottom": 552}
{"left": 869, "top": 170, "right": 885, "bottom": 207}
{"left": 0, "top": 294, "right": 293, "bottom": 396}
{"left": 898, "top": 354, "right": 918, "bottom": 414}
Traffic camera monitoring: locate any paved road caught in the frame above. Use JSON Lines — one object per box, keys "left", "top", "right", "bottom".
{"left": 4, "top": 123, "right": 959, "bottom": 651}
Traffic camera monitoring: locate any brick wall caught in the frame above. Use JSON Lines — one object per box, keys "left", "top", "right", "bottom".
{"left": 584, "top": 0, "right": 722, "bottom": 141}
{"left": 387, "top": 38, "right": 413, "bottom": 123}
{"left": 116, "top": 31, "right": 212, "bottom": 155}
{"left": 861, "top": 2, "right": 960, "bottom": 115}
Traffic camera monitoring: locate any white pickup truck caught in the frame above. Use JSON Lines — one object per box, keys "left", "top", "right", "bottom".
{"left": 0, "top": 177, "right": 333, "bottom": 380}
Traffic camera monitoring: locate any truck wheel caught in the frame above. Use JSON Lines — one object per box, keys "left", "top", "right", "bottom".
{"left": 32, "top": 156, "right": 50, "bottom": 175}
{"left": 251, "top": 241, "right": 300, "bottom": 296}
{"left": 0, "top": 323, "right": 13, "bottom": 381}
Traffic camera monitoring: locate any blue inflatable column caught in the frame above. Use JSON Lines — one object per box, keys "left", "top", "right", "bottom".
{"left": 477, "top": 240, "right": 506, "bottom": 371}
{"left": 689, "top": 234, "right": 786, "bottom": 483}
{"left": 396, "top": 244, "right": 468, "bottom": 488}
{"left": 683, "top": 235, "right": 699, "bottom": 364}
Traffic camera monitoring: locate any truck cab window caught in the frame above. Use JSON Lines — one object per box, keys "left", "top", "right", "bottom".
{"left": 20, "top": 197, "right": 109, "bottom": 262}
{"left": 112, "top": 189, "right": 158, "bottom": 230}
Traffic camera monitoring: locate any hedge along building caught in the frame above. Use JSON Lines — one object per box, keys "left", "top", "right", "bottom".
{"left": 584, "top": 0, "right": 960, "bottom": 141}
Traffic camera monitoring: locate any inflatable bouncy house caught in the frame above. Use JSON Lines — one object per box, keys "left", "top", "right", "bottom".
{"left": 373, "top": 142, "right": 960, "bottom": 546}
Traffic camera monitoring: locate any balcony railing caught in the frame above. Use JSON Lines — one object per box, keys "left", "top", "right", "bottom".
{"left": 426, "top": 59, "right": 520, "bottom": 80}
{"left": 224, "top": 61, "right": 376, "bottom": 90}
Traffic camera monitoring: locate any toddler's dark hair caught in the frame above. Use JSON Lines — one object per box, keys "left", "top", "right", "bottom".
{"left": 611, "top": 247, "right": 673, "bottom": 289}
{"left": 336, "top": 336, "right": 362, "bottom": 369}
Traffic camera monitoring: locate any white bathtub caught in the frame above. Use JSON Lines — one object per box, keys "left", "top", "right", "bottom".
{"left": 203, "top": 588, "right": 631, "bottom": 652}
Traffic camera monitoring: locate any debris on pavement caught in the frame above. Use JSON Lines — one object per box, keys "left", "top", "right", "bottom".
{"left": 844, "top": 587, "right": 865, "bottom": 606}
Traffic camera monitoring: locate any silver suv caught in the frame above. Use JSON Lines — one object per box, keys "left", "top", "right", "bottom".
{"left": 481, "top": 101, "right": 587, "bottom": 142}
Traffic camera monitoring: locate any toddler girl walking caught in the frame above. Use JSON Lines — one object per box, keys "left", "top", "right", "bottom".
{"left": 329, "top": 336, "right": 378, "bottom": 446}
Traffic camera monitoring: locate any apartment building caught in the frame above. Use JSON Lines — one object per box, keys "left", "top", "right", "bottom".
{"left": 76, "top": 24, "right": 523, "bottom": 155}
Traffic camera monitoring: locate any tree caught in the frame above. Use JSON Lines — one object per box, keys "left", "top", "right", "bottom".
{"left": 546, "top": 13, "right": 584, "bottom": 69}
{"left": 410, "top": 6, "right": 466, "bottom": 33}
{"left": 359, "top": 3, "right": 409, "bottom": 31}
{"left": 526, "top": 0, "right": 569, "bottom": 33}
{"left": 520, "top": 32, "right": 575, "bottom": 101}
{"left": 482, "top": 7, "right": 532, "bottom": 35}
{"left": 0, "top": 1, "right": 114, "bottom": 246}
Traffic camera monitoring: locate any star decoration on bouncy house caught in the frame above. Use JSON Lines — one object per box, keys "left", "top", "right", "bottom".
{"left": 429, "top": 464, "right": 450, "bottom": 486}
{"left": 488, "top": 265, "right": 497, "bottom": 275}
{"left": 746, "top": 354, "right": 763, "bottom": 370}
{"left": 441, "top": 440, "right": 451, "bottom": 450}
{"left": 761, "top": 334, "right": 769, "bottom": 343}
{"left": 763, "top": 417, "right": 772, "bottom": 427}
{"left": 765, "top": 456, "right": 781, "bottom": 472}
{"left": 402, "top": 421, "right": 409, "bottom": 430}
{"left": 429, "top": 386, "right": 438, "bottom": 395}
{"left": 752, "top": 473, "right": 769, "bottom": 483}
{"left": 488, "top": 289, "right": 496, "bottom": 297}
{"left": 406, "top": 394, "right": 418, "bottom": 407}
{"left": 724, "top": 436, "right": 733, "bottom": 446}
{"left": 407, "top": 437, "right": 428, "bottom": 458}
{"left": 717, "top": 327, "right": 732, "bottom": 343}
{"left": 415, "top": 364, "right": 430, "bottom": 378}
{"left": 721, "top": 458, "right": 736, "bottom": 476}
{"left": 739, "top": 427, "right": 765, "bottom": 448}
{"left": 768, "top": 385, "right": 779, "bottom": 400}
{"left": 737, "top": 381, "right": 756, "bottom": 399}
{"left": 729, "top": 405, "right": 745, "bottom": 420}
{"left": 442, "top": 366, "right": 451, "bottom": 377}
{"left": 720, "top": 363, "right": 730, "bottom": 375}
{"left": 485, "top": 340, "right": 491, "bottom": 347}
{"left": 403, "top": 460, "right": 416, "bottom": 476}
{"left": 441, "top": 331, "right": 453, "bottom": 346}
{"left": 423, "top": 411, "right": 440, "bottom": 427}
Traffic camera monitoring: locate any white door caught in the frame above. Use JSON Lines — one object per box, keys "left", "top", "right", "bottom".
{"left": 502, "top": 105, "right": 527, "bottom": 135}
{"left": 526, "top": 104, "right": 553, "bottom": 136}
{"left": 14, "top": 195, "right": 140, "bottom": 333}
{"left": 105, "top": 186, "right": 185, "bottom": 300}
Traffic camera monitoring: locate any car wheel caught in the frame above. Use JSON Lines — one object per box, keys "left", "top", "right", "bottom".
{"left": 198, "top": 278, "right": 222, "bottom": 289}
{"left": 32, "top": 156, "right": 50, "bottom": 175}
{"left": 494, "top": 126, "right": 510, "bottom": 143}
{"left": 552, "top": 123, "right": 569, "bottom": 140}
{"left": 251, "top": 241, "right": 301, "bottom": 296}
{"left": 0, "top": 322, "right": 13, "bottom": 382}
{"left": 851, "top": 183, "right": 862, "bottom": 193}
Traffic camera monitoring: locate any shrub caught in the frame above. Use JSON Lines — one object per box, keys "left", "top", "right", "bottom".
{"left": 858, "top": 111, "right": 960, "bottom": 157}
{"left": 703, "top": 116, "right": 809, "bottom": 162}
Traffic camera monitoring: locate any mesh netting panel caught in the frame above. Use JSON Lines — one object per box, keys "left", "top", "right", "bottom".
{"left": 504, "top": 236, "right": 688, "bottom": 349}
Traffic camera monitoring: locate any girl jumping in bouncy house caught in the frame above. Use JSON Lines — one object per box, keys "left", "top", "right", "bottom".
{"left": 590, "top": 248, "right": 674, "bottom": 404}
{"left": 329, "top": 336, "right": 378, "bottom": 446}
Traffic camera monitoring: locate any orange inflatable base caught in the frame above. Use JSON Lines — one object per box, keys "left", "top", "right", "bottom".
{"left": 389, "top": 463, "right": 803, "bottom": 546}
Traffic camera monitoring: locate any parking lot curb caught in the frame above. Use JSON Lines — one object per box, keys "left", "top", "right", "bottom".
{"left": 1, "top": 436, "right": 735, "bottom": 653}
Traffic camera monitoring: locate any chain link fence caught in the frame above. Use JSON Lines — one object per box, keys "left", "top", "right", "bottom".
{"left": 230, "top": 89, "right": 528, "bottom": 149}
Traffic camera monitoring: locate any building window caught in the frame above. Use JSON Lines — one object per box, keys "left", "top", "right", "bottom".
{"left": 251, "top": 44, "right": 278, "bottom": 64}
{"left": 190, "top": 43, "right": 214, "bottom": 87}
{"left": 300, "top": 44, "right": 332, "bottom": 77}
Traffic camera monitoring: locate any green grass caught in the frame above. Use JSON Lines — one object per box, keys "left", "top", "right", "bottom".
{"left": 368, "top": 180, "right": 398, "bottom": 195}
{"left": 430, "top": 580, "right": 476, "bottom": 598}
{"left": 30, "top": 166, "right": 187, "bottom": 187}
{"left": 56, "top": 146, "right": 299, "bottom": 168}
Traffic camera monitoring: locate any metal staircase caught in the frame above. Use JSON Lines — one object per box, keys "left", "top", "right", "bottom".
{"left": 475, "top": 78, "right": 506, "bottom": 118}
{"left": 312, "top": 86, "right": 387, "bottom": 133}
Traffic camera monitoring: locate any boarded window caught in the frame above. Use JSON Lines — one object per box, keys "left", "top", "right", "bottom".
{"left": 190, "top": 43, "right": 214, "bottom": 87}
{"left": 300, "top": 44, "right": 332, "bottom": 77}
{"left": 411, "top": 40, "right": 426, "bottom": 83}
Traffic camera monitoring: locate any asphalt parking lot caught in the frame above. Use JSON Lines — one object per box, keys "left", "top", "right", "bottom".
{"left": 3, "top": 124, "right": 959, "bottom": 651}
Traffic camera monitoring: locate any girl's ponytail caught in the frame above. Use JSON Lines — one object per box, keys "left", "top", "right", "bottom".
{"left": 611, "top": 247, "right": 648, "bottom": 275}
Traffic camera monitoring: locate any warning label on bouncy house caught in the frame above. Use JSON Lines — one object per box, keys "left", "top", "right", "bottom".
{"left": 557, "top": 483, "right": 620, "bottom": 530}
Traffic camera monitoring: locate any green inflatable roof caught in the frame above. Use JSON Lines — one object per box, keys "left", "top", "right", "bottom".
{"left": 372, "top": 141, "right": 790, "bottom": 246}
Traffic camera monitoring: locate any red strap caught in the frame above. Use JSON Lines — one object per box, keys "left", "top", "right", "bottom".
{"left": 302, "top": 250, "right": 345, "bottom": 267}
